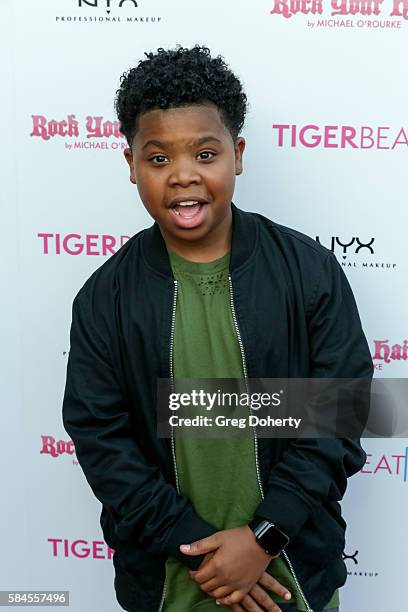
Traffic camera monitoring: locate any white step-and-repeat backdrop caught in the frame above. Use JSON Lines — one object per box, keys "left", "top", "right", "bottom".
{"left": 1, "top": 0, "right": 407, "bottom": 610}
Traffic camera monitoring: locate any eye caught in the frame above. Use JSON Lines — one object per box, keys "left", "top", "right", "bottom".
{"left": 150, "top": 155, "right": 168, "bottom": 164}
{"left": 197, "top": 150, "right": 216, "bottom": 161}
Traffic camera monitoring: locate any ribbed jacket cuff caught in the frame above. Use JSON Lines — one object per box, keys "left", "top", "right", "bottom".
{"left": 253, "top": 485, "right": 313, "bottom": 541}
{"left": 162, "top": 507, "right": 218, "bottom": 570}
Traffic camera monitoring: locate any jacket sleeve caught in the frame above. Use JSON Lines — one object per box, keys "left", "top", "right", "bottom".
{"left": 62, "top": 291, "right": 217, "bottom": 570}
{"left": 251, "top": 252, "right": 374, "bottom": 540}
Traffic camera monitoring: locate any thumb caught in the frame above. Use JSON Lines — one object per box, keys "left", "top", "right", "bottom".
{"left": 179, "top": 534, "right": 219, "bottom": 555}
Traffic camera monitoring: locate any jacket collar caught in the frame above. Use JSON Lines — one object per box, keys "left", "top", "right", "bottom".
{"left": 141, "top": 201, "right": 257, "bottom": 278}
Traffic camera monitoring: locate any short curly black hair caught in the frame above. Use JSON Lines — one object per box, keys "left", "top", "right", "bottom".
{"left": 114, "top": 44, "right": 248, "bottom": 146}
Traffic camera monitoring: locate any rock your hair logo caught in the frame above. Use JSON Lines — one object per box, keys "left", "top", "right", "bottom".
{"left": 269, "top": 0, "right": 408, "bottom": 28}
{"left": 372, "top": 339, "right": 408, "bottom": 370}
{"left": 30, "top": 114, "right": 128, "bottom": 151}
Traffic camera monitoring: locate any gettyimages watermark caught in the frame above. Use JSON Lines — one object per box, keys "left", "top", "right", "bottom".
{"left": 156, "top": 378, "right": 407, "bottom": 438}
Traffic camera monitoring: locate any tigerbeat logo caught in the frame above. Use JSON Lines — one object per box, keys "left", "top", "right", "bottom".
{"left": 48, "top": 538, "right": 115, "bottom": 559}
{"left": 37, "top": 233, "right": 131, "bottom": 256}
{"left": 360, "top": 447, "right": 408, "bottom": 481}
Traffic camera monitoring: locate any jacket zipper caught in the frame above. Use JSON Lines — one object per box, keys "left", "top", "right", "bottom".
{"left": 160, "top": 276, "right": 314, "bottom": 612}
{"left": 158, "top": 279, "right": 179, "bottom": 612}
{"left": 227, "top": 275, "right": 315, "bottom": 612}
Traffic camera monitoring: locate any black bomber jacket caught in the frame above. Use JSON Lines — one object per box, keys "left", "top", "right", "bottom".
{"left": 62, "top": 203, "right": 374, "bottom": 612}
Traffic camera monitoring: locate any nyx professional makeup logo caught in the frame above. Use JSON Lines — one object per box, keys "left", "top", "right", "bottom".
{"left": 315, "top": 236, "right": 375, "bottom": 259}
{"left": 58, "top": 0, "right": 161, "bottom": 25}
{"left": 315, "top": 235, "right": 397, "bottom": 270}
{"left": 342, "top": 549, "right": 359, "bottom": 564}
{"left": 342, "top": 547, "right": 379, "bottom": 578}
{"left": 78, "top": 0, "right": 138, "bottom": 11}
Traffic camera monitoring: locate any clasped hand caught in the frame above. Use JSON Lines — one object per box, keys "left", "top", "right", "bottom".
{"left": 180, "top": 525, "right": 292, "bottom": 611}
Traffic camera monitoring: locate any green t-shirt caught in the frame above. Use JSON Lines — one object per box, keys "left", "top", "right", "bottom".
{"left": 163, "top": 248, "right": 339, "bottom": 612}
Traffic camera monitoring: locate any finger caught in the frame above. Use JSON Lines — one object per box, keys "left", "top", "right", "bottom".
{"left": 229, "top": 605, "right": 246, "bottom": 611}
{"left": 209, "top": 585, "right": 234, "bottom": 599}
{"left": 258, "top": 572, "right": 292, "bottom": 602}
{"left": 189, "top": 551, "right": 214, "bottom": 578}
{"left": 190, "top": 563, "right": 217, "bottom": 585}
{"left": 247, "top": 583, "right": 283, "bottom": 612}
{"left": 198, "top": 576, "right": 228, "bottom": 593}
{"left": 215, "top": 590, "right": 246, "bottom": 607}
{"left": 238, "top": 593, "right": 264, "bottom": 611}
{"left": 180, "top": 533, "right": 220, "bottom": 555}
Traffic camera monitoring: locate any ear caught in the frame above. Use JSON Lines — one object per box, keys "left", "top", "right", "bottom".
{"left": 234, "top": 137, "right": 245, "bottom": 176}
{"left": 124, "top": 147, "right": 137, "bottom": 184}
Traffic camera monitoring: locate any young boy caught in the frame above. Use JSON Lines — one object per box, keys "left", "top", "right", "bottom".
{"left": 62, "top": 45, "right": 373, "bottom": 612}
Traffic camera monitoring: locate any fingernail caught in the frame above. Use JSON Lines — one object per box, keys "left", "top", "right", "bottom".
{"left": 180, "top": 544, "right": 190, "bottom": 552}
{"left": 215, "top": 601, "right": 220, "bottom": 605}
{"left": 284, "top": 592, "right": 291, "bottom": 600}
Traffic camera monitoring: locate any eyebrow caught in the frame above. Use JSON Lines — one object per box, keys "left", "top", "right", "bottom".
{"left": 141, "top": 135, "right": 223, "bottom": 150}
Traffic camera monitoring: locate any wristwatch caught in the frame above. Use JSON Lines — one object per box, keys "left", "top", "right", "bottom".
{"left": 248, "top": 518, "right": 290, "bottom": 557}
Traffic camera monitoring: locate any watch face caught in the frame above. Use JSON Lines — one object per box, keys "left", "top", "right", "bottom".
{"left": 258, "top": 523, "right": 290, "bottom": 556}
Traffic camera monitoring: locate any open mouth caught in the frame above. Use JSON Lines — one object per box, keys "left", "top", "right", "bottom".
{"left": 171, "top": 200, "right": 205, "bottom": 219}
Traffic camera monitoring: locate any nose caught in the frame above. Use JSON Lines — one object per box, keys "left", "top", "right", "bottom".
{"left": 168, "top": 157, "right": 202, "bottom": 187}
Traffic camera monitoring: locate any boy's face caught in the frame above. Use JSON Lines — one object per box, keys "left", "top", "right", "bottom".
{"left": 124, "top": 103, "right": 245, "bottom": 256}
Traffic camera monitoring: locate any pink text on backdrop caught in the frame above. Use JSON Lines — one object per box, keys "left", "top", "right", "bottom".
{"left": 270, "top": 0, "right": 408, "bottom": 18}
{"left": 40, "top": 435, "right": 75, "bottom": 458}
{"left": 271, "top": 124, "right": 408, "bottom": 149}
{"left": 30, "top": 114, "right": 124, "bottom": 141}
{"left": 360, "top": 451, "right": 408, "bottom": 476}
{"left": 37, "top": 233, "right": 131, "bottom": 255}
{"left": 48, "top": 538, "right": 115, "bottom": 559}
{"left": 30, "top": 115, "right": 79, "bottom": 140}
{"left": 372, "top": 340, "right": 408, "bottom": 363}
